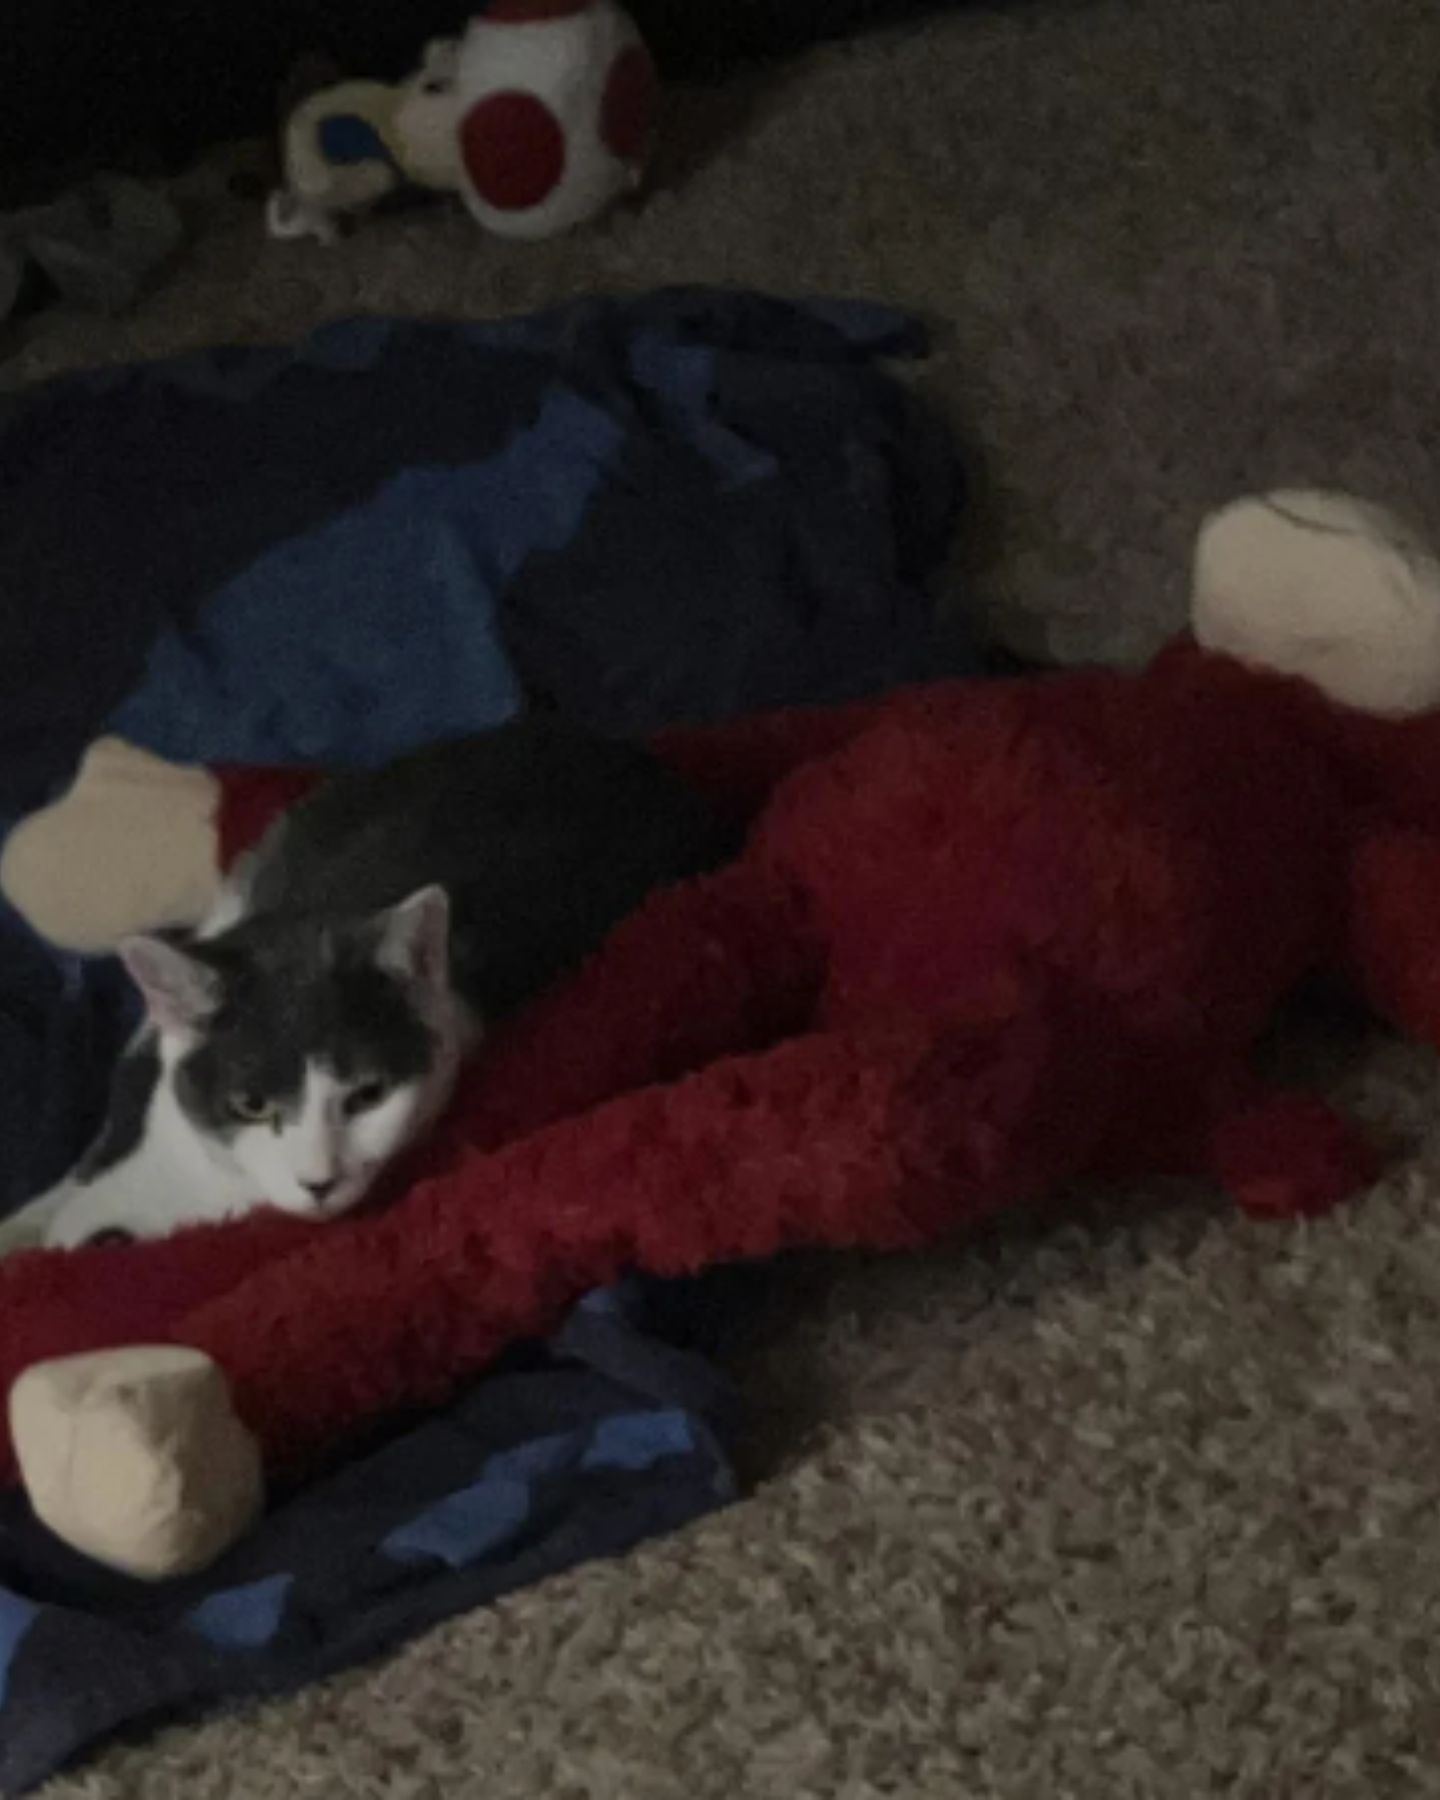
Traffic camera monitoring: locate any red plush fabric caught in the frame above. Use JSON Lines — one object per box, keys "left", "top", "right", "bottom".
{"left": 214, "top": 765, "right": 321, "bottom": 866}
{"left": 1, "top": 645, "right": 1433, "bottom": 1481}
{"left": 1210, "top": 1091, "right": 1379, "bottom": 1220}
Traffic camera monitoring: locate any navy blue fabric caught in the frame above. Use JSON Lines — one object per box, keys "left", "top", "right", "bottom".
{"left": 0, "top": 288, "right": 969, "bottom": 815}
{"left": 0, "top": 894, "right": 138, "bottom": 1217}
{"left": 0, "top": 1277, "right": 740, "bottom": 1794}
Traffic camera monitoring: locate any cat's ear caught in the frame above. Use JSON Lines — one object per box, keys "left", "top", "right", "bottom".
{"left": 375, "top": 885, "right": 450, "bottom": 995}
{"left": 119, "top": 934, "right": 220, "bottom": 1033}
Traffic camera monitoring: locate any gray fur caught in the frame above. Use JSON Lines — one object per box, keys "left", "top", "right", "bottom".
{"left": 167, "top": 913, "right": 440, "bottom": 1143}
{"left": 238, "top": 719, "right": 733, "bottom": 1018}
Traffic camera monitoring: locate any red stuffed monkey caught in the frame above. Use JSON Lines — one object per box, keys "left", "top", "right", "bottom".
{"left": 7, "top": 487, "right": 1440, "bottom": 1578}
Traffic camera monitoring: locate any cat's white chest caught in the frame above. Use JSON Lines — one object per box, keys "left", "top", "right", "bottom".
{"left": 28, "top": 1076, "right": 261, "bottom": 1250}
{"left": 45, "top": 1146, "right": 256, "bottom": 1249}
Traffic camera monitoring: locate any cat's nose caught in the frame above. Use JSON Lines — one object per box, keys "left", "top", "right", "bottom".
{"left": 303, "top": 1178, "right": 338, "bottom": 1205}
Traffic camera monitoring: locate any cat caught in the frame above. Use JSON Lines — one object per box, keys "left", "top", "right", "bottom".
{"left": 0, "top": 721, "right": 731, "bottom": 1252}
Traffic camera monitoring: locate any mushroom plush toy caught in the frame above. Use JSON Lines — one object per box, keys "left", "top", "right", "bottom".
{"left": 454, "top": 0, "right": 658, "bottom": 239}
{"left": 266, "top": 0, "right": 657, "bottom": 245}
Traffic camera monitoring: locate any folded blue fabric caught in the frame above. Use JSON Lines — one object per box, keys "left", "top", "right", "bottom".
{"left": 0, "top": 288, "right": 969, "bottom": 816}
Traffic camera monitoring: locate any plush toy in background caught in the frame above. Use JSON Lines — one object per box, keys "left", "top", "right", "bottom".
{"left": 266, "top": 0, "right": 657, "bottom": 245}
{"left": 453, "top": 0, "right": 657, "bottom": 240}
{"left": 7, "top": 490, "right": 1440, "bottom": 1581}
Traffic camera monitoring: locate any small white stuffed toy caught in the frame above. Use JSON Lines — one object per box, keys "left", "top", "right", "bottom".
{"left": 267, "top": 0, "right": 656, "bottom": 245}
{"left": 267, "top": 39, "right": 466, "bottom": 244}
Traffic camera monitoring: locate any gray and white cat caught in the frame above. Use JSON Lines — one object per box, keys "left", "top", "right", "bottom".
{"left": 2, "top": 722, "right": 729, "bottom": 1252}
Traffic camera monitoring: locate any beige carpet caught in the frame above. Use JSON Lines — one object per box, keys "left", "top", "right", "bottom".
{"left": 24, "top": 0, "right": 1440, "bottom": 1790}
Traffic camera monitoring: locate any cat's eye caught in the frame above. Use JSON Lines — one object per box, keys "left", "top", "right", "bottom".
{"left": 227, "top": 1092, "right": 275, "bottom": 1124}
{"left": 343, "top": 1081, "right": 391, "bottom": 1117}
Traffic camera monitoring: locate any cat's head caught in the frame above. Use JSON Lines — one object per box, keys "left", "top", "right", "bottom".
{"left": 119, "top": 886, "right": 465, "bottom": 1221}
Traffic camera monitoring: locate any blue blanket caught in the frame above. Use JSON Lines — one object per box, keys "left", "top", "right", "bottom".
{"left": 0, "top": 287, "right": 973, "bottom": 1789}
{"left": 0, "top": 288, "right": 966, "bottom": 814}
